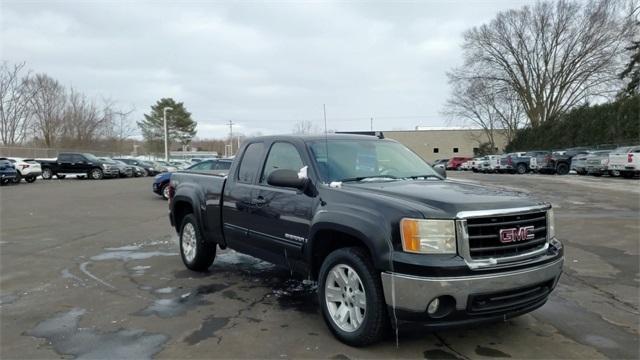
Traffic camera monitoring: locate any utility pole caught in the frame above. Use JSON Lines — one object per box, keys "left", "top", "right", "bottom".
{"left": 163, "top": 107, "right": 173, "bottom": 162}
{"left": 323, "top": 104, "right": 327, "bottom": 134}
{"left": 228, "top": 120, "right": 234, "bottom": 156}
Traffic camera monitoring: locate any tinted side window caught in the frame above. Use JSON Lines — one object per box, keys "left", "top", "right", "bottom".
{"left": 58, "top": 154, "right": 72, "bottom": 162}
{"left": 73, "top": 155, "right": 86, "bottom": 162}
{"left": 217, "top": 161, "right": 232, "bottom": 170}
{"left": 189, "top": 161, "right": 212, "bottom": 171}
{"left": 237, "top": 143, "right": 265, "bottom": 183}
{"left": 260, "top": 142, "right": 304, "bottom": 183}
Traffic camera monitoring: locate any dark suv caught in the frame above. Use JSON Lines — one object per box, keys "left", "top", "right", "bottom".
{"left": 539, "top": 147, "right": 591, "bottom": 175}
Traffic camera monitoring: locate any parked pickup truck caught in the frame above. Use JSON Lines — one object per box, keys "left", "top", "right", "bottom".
{"left": 168, "top": 135, "right": 564, "bottom": 346}
{"left": 39, "top": 153, "right": 119, "bottom": 180}
{"left": 608, "top": 145, "right": 640, "bottom": 178}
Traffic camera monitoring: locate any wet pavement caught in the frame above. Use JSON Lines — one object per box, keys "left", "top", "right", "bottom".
{"left": 0, "top": 174, "right": 638, "bottom": 359}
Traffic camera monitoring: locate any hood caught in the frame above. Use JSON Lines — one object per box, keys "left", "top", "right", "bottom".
{"left": 342, "top": 179, "right": 542, "bottom": 218}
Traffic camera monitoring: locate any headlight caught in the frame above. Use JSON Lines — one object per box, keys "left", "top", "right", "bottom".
{"left": 547, "top": 208, "right": 556, "bottom": 239}
{"left": 400, "top": 218, "right": 456, "bottom": 254}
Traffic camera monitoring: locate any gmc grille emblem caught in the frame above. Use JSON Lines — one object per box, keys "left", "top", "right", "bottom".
{"left": 499, "top": 225, "right": 535, "bottom": 243}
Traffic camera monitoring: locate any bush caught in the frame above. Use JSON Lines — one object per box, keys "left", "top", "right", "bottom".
{"left": 506, "top": 95, "right": 640, "bottom": 151}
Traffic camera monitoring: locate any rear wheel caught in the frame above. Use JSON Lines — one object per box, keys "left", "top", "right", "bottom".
{"left": 12, "top": 172, "right": 22, "bottom": 183}
{"left": 42, "top": 168, "right": 53, "bottom": 180}
{"left": 556, "top": 163, "right": 569, "bottom": 175}
{"left": 516, "top": 163, "right": 527, "bottom": 174}
{"left": 180, "top": 214, "right": 216, "bottom": 271}
{"left": 318, "top": 247, "right": 388, "bottom": 346}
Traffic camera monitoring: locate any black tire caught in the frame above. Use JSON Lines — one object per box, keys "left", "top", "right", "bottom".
{"left": 556, "top": 163, "right": 569, "bottom": 175}
{"left": 12, "top": 172, "right": 22, "bottom": 183}
{"left": 516, "top": 163, "right": 527, "bottom": 174}
{"left": 90, "top": 168, "right": 104, "bottom": 180}
{"left": 318, "top": 247, "right": 388, "bottom": 347}
{"left": 25, "top": 175, "right": 36, "bottom": 183}
{"left": 161, "top": 183, "right": 170, "bottom": 200}
{"left": 622, "top": 172, "right": 634, "bottom": 179}
{"left": 42, "top": 168, "right": 53, "bottom": 180}
{"left": 179, "top": 214, "right": 216, "bottom": 271}
{"left": 56, "top": 174, "right": 66, "bottom": 179}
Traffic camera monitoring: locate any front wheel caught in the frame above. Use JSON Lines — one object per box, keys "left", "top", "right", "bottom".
{"left": 556, "top": 163, "right": 569, "bottom": 175}
{"left": 12, "top": 172, "right": 22, "bottom": 183}
{"left": 180, "top": 214, "right": 216, "bottom": 271}
{"left": 42, "top": 168, "right": 53, "bottom": 180}
{"left": 318, "top": 247, "right": 388, "bottom": 346}
{"left": 90, "top": 168, "right": 104, "bottom": 180}
{"left": 161, "top": 184, "right": 170, "bottom": 200}
{"left": 516, "top": 163, "right": 527, "bottom": 174}
{"left": 25, "top": 175, "right": 36, "bottom": 183}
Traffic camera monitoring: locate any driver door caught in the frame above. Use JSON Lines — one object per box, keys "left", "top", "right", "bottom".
{"left": 250, "top": 142, "right": 314, "bottom": 267}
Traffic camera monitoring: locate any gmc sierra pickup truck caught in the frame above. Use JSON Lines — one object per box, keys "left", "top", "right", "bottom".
{"left": 39, "top": 152, "right": 119, "bottom": 180}
{"left": 168, "top": 135, "right": 564, "bottom": 346}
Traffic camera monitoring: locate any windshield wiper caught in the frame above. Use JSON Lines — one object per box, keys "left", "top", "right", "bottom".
{"left": 403, "top": 174, "right": 441, "bottom": 179}
{"left": 340, "top": 175, "right": 399, "bottom": 182}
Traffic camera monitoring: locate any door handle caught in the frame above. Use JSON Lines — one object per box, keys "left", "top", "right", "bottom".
{"left": 254, "top": 197, "right": 267, "bottom": 206}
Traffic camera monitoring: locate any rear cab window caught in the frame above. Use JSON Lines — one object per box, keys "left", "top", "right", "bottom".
{"left": 237, "top": 142, "right": 265, "bottom": 183}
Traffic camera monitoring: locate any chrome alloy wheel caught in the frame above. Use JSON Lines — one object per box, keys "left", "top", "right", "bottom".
{"left": 324, "top": 264, "right": 366, "bottom": 332}
{"left": 163, "top": 185, "right": 171, "bottom": 200}
{"left": 181, "top": 222, "right": 197, "bottom": 263}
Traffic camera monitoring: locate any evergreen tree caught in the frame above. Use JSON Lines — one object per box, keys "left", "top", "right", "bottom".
{"left": 137, "top": 98, "right": 197, "bottom": 155}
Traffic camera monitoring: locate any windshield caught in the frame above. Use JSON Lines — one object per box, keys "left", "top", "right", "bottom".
{"left": 83, "top": 153, "right": 100, "bottom": 162}
{"left": 307, "top": 139, "right": 438, "bottom": 183}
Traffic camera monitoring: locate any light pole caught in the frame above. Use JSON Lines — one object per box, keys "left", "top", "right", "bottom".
{"left": 163, "top": 107, "right": 173, "bottom": 162}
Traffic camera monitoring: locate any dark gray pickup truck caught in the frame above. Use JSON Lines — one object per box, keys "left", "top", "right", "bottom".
{"left": 168, "top": 134, "right": 564, "bottom": 346}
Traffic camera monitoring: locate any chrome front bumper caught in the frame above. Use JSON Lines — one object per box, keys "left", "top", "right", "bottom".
{"left": 380, "top": 257, "right": 563, "bottom": 312}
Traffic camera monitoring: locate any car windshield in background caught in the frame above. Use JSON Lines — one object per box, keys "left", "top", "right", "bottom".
{"left": 83, "top": 153, "right": 100, "bottom": 162}
{"left": 307, "top": 139, "right": 438, "bottom": 183}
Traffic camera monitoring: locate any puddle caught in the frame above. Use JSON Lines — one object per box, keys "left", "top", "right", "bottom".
{"left": 475, "top": 345, "right": 511, "bottom": 358}
{"left": 184, "top": 316, "right": 230, "bottom": 345}
{"left": 91, "top": 250, "right": 176, "bottom": 261}
{"left": 137, "top": 283, "right": 229, "bottom": 318}
{"left": 271, "top": 279, "right": 318, "bottom": 315}
{"left": 26, "top": 308, "right": 168, "bottom": 359}
{"left": 0, "top": 293, "right": 18, "bottom": 305}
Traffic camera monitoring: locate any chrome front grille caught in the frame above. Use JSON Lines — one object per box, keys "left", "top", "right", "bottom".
{"left": 456, "top": 206, "right": 551, "bottom": 269}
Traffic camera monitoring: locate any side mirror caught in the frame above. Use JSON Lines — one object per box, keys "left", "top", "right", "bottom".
{"left": 434, "top": 164, "right": 447, "bottom": 179}
{"left": 267, "top": 169, "right": 307, "bottom": 189}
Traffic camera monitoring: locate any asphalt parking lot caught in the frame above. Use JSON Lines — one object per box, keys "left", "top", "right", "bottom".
{"left": 1, "top": 173, "right": 638, "bottom": 359}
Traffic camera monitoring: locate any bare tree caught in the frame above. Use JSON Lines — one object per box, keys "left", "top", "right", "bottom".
{"left": 458, "top": 0, "right": 632, "bottom": 127}
{"left": 292, "top": 120, "right": 319, "bottom": 134}
{"left": 0, "top": 62, "right": 37, "bottom": 145}
{"left": 26, "top": 74, "right": 66, "bottom": 147}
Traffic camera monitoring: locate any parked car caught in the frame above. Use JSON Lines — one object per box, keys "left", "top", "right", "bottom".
{"left": 446, "top": 156, "right": 473, "bottom": 170}
{"left": 154, "top": 159, "right": 233, "bottom": 199}
{"left": 170, "top": 160, "right": 191, "bottom": 170}
{"left": 480, "top": 155, "right": 501, "bottom": 173}
{"left": 539, "top": 147, "right": 591, "bottom": 175}
{"left": 168, "top": 134, "right": 563, "bottom": 346}
{"left": 459, "top": 160, "right": 472, "bottom": 170}
{"left": 432, "top": 159, "right": 449, "bottom": 167}
{"left": 608, "top": 145, "right": 640, "bottom": 178}
{"left": 570, "top": 152, "right": 592, "bottom": 175}
{"left": 469, "top": 157, "right": 485, "bottom": 172}
{"left": 498, "top": 152, "right": 527, "bottom": 174}
{"left": 113, "top": 158, "right": 158, "bottom": 176}
{"left": 2, "top": 157, "right": 42, "bottom": 183}
{"left": 0, "top": 159, "right": 18, "bottom": 185}
{"left": 118, "top": 161, "right": 146, "bottom": 177}
{"left": 584, "top": 150, "right": 612, "bottom": 176}
{"left": 99, "top": 158, "right": 133, "bottom": 178}
{"left": 154, "top": 160, "right": 178, "bottom": 172}
{"left": 39, "top": 153, "right": 119, "bottom": 180}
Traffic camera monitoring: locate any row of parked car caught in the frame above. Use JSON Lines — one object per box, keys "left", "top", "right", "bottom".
{"left": 436, "top": 145, "right": 640, "bottom": 178}
{"left": 0, "top": 152, "right": 213, "bottom": 185}
{"left": 151, "top": 158, "right": 233, "bottom": 199}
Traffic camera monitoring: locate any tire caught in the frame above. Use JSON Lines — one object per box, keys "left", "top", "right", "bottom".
{"left": 622, "top": 172, "right": 634, "bottom": 179}
{"left": 56, "top": 174, "right": 66, "bottom": 179}
{"left": 556, "top": 163, "right": 569, "bottom": 175}
{"left": 318, "top": 247, "right": 388, "bottom": 347}
{"left": 90, "top": 168, "right": 104, "bottom": 180}
{"left": 515, "top": 163, "right": 527, "bottom": 174}
{"left": 25, "top": 175, "right": 36, "bottom": 183}
{"left": 42, "top": 168, "right": 53, "bottom": 180}
{"left": 609, "top": 170, "right": 621, "bottom": 177}
{"left": 161, "top": 183, "right": 170, "bottom": 200}
{"left": 179, "top": 214, "right": 216, "bottom": 271}
{"left": 12, "top": 172, "right": 22, "bottom": 183}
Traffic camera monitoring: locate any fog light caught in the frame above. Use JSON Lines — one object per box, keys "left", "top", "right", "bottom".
{"left": 427, "top": 298, "right": 440, "bottom": 315}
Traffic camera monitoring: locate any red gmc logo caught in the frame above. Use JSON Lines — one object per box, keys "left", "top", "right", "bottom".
{"left": 499, "top": 226, "right": 535, "bottom": 243}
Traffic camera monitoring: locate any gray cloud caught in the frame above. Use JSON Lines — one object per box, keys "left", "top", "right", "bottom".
{"left": 2, "top": 0, "right": 531, "bottom": 138}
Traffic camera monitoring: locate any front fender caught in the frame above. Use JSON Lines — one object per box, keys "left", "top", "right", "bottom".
{"left": 307, "top": 205, "right": 394, "bottom": 272}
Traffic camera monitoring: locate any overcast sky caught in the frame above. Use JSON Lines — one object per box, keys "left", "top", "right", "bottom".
{"left": 2, "top": 0, "right": 532, "bottom": 139}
